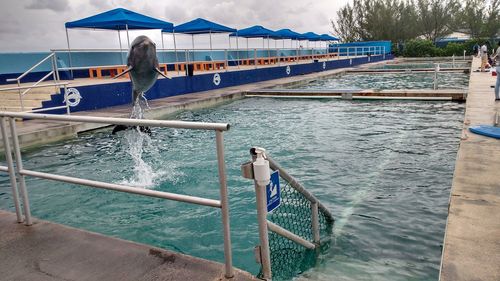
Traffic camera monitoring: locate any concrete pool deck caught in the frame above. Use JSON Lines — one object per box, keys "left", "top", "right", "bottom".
{"left": 439, "top": 57, "right": 500, "bottom": 281}
{"left": 0, "top": 210, "right": 256, "bottom": 281}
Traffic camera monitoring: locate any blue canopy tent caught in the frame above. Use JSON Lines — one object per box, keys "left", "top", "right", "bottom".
{"left": 320, "top": 34, "right": 339, "bottom": 41}
{"left": 162, "top": 18, "right": 236, "bottom": 67}
{"left": 230, "top": 25, "right": 280, "bottom": 49}
{"left": 65, "top": 8, "right": 173, "bottom": 68}
{"left": 275, "top": 29, "right": 301, "bottom": 48}
{"left": 298, "top": 32, "right": 322, "bottom": 48}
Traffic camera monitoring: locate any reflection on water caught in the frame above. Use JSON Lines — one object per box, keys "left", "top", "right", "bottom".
{"left": 0, "top": 98, "right": 464, "bottom": 280}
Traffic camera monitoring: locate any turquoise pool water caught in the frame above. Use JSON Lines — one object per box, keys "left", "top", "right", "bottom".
{"left": 284, "top": 72, "right": 469, "bottom": 90}
{"left": 369, "top": 62, "right": 470, "bottom": 69}
{"left": 0, "top": 98, "right": 464, "bottom": 280}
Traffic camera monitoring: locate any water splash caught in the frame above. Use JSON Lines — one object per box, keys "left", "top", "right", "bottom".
{"left": 118, "top": 93, "right": 181, "bottom": 188}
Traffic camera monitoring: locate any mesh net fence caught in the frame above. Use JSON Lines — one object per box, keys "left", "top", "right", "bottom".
{"left": 259, "top": 172, "right": 334, "bottom": 281}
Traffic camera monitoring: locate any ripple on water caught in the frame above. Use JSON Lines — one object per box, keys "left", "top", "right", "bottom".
{"left": 0, "top": 98, "right": 463, "bottom": 280}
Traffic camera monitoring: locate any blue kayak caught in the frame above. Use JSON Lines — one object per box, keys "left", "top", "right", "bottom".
{"left": 469, "top": 125, "right": 500, "bottom": 139}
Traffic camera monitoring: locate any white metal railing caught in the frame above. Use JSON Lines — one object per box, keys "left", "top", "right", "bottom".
{"left": 3, "top": 52, "right": 70, "bottom": 114}
{"left": 241, "top": 147, "right": 334, "bottom": 280}
{"left": 51, "top": 45, "right": 387, "bottom": 74}
{"left": 0, "top": 112, "right": 234, "bottom": 278}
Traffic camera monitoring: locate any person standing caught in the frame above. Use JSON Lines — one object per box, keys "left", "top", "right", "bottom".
{"left": 480, "top": 43, "right": 488, "bottom": 72}
{"left": 492, "top": 41, "right": 500, "bottom": 100}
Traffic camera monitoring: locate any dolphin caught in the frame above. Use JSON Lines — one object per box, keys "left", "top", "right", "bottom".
{"left": 112, "top": 35, "right": 169, "bottom": 134}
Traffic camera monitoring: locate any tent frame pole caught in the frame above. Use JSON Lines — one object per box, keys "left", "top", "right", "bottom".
{"left": 126, "top": 24, "right": 130, "bottom": 49}
{"left": 236, "top": 34, "right": 240, "bottom": 69}
{"left": 118, "top": 30, "right": 124, "bottom": 65}
{"left": 65, "top": 28, "right": 73, "bottom": 78}
{"left": 209, "top": 30, "right": 213, "bottom": 62}
{"left": 161, "top": 32, "right": 166, "bottom": 66}
{"left": 173, "top": 32, "right": 179, "bottom": 74}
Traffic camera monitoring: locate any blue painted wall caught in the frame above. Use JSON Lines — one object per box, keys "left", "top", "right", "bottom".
{"left": 0, "top": 48, "right": 330, "bottom": 84}
{"left": 39, "top": 54, "right": 392, "bottom": 114}
{"left": 330, "top": 41, "right": 392, "bottom": 56}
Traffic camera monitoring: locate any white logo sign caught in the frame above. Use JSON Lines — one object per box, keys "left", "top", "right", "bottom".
{"left": 323, "top": 62, "right": 326, "bottom": 69}
{"left": 63, "top": 88, "right": 82, "bottom": 107}
{"left": 286, "top": 65, "right": 291, "bottom": 75}
{"left": 213, "top": 73, "right": 221, "bottom": 86}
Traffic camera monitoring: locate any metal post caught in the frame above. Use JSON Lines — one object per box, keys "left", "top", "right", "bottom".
{"left": 452, "top": 54, "right": 455, "bottom": 68}
{"left": 254, "top": 48, "right": 257, "bottom": 69}
{"left": 434, "top": 63, "right": 439, "bottom": 90}
{"left": 125, "top": 24, "right": 130, "bottom": 49}
{"left": 118, "top": 30, "right": 124, "bottom": 65}
{"left": 215, "top": 131, "right": 234, "bottom": 278}
{"left": 50, "top": 55, "right": 57, "bottom": 84}
{"left": 65, "top": 28, "right": 73, "bottom": 78}
{"left": 311, "top": 202, "right": 320, "bottom": 245}
{"left": 173, "top": 32, "right": 179, "bottom": 75}
{"left": 209, "top": 30, "right": 213, "bottom": 62}
{"left": 254, "top": 171, "right": 272, "bottom": 280}
{"left": 160, "top": 32, "right": 165, "bottom": 65}
{"left": 64, "top": 85, "right": 70, "bottom": 115}
{"left": 8, "top": 118, "right": 32, "bottom": 226}
{"left": 53, "top": 52, "right": 60, "bottom": 82}
{"left": 224, "top": 49, "right": 228, "bottom": 72}
{"left": 463, "top": 50, "right": 466, "bottom": 61}
{"left": 17, "top": 80, "right": 24, "bottom": 111}
{"left": 0, "top": 117, "right": 23, "bottom": 223}
{"left": 383, "top": 46, "right": 386, "bottom": 59}
{"left": 236, "top": 35, "right": 240, "bottom": 69}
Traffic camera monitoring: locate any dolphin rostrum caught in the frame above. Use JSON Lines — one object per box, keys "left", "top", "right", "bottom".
{"left": 112, "top": 35, "right": 169, "bottom": 134}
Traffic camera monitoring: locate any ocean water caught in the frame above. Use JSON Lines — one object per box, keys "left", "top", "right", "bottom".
{"left": 0, "top": 98, "right": 464, "bottom": 280}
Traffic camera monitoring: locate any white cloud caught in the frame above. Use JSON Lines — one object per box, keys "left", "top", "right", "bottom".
{"left": 0, "top": 0, "right": 350, "bottom": 52}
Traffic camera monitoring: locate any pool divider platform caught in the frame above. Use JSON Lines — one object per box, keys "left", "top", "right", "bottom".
{"left": 245, "top": 88, "right": 467, "bottom": 101}
{"left": 0, "top": 210, "right": 256, "bottom": 281}
{"left": 347, "top": 68, "right": 469, "bottom": 73}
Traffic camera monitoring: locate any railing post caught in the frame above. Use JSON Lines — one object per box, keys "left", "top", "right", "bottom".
{"left": 17, "top": 80, "right": 24, "bottom": 111}
{"left": 53, "top": 52, "right": 61, "bottom": 82}
{"left": 463, "top": 50, "right": 466, "bottom": 61}
{"left": 0, "top": 117, "right": 23, "bottom": 223}
{"left": 63, "top": 85, "right": 70, "bottom": 115}
{"left": 224, "top": 49, "right": 228, "bottom": 72}
{"left": 434, "top": 63, "right": 439, "bottom": 90}
{"left": 250, "top": 148, "right": 272, "bottom": 280}
{"left": 254, "top": 49, "right": 257, "bottom": 69}
{"left": 8, "top": 118, "right": 32, "bottom": 226}
{"left": 215, "top": 130, "right": 234, "bottom": 278}
{"left": 311, "top": 202, "right": 320, "bottom": 245}
{"left": 383, "top": 46, "right": 386, "bottom": 59}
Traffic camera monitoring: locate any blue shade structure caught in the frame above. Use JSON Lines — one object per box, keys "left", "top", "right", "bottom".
{"left": 65, "top": 8, "right": 174, "bottom": 31}
{"left": 320, "top": 34, "right": 340, "bottom": 41}
{"left": 229, "top": 25, "right": 281, "bottom": 52}
{"left": 64, "top": 8, "right": 174, "bottom": 67}
{"left": 275, "top": 29, "right": 302, "bottom": 48}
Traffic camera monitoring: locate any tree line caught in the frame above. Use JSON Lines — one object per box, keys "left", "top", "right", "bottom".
{"left": 332, "top": 0, "right": 500, "bottom": 43}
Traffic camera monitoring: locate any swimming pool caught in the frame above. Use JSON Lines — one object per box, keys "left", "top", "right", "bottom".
{"left": 368, "top": 62, "right": 470, "bottom": 70}
{"left": 0, "top": 98, "right": 464, "bottom": 280}
{"left": 281, "top": 72, "right": 469, "bottom": 90}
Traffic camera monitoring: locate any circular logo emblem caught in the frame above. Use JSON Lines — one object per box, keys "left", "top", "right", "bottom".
{"left": 286, "top": 66, "right": 291, "bottom": 75}
{"left": 323, "top": 62, "right": 326, "bottom": 69}
{"left": 63, "top": 88, "right": 82, "bottom": 107}
{"left": 213, "top": 73, "right": 221, "bottom": 86}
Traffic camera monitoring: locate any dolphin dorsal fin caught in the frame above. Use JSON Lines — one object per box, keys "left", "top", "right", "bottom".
{"left": 113, "top": 66, "right": 133, "bottom": 79}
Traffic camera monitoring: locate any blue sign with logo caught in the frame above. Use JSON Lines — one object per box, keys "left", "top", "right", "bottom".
{"left": 266, "top": 170, "right": 281, "bottom": 212}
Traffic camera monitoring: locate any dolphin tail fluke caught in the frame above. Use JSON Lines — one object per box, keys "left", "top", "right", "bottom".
{"left": 155, "top": 67, "right": 170, "bottom": 79}
{"left": 113, "top": 66, "right": 133, "bottom": 79}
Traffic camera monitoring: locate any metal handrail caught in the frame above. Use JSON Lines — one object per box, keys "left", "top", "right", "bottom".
{"left": 0, "top": 82, "right": 70, "bottom": 92}
{"left": 6, "top": 52, "right": 55, "bottom": 82}
{"left": 0, "top": 113, "right": 234, "bottom": 278}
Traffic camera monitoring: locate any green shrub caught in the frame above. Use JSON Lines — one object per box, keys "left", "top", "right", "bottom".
{"left": 403, "top": 39, "right": 436, "bottom": 57}
{"left": 441, "top": 42, "right": 466, "bottom": 56}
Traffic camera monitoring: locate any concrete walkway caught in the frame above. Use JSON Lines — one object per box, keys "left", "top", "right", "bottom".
{"left": 0, "top": 211, "right": 256, "bottom": 281}
{"left": 439, "top": 58, "right": 500, "bottom": 280}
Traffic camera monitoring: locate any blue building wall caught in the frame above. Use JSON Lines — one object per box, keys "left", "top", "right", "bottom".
{"left": 330, "top": 41, "right": 392, "bottom": 56}
{"left": 39, "top": 54, "right": 392, "bottom": 114}
{"left": 0, "top": 49, "right": 330, "bottom": 84}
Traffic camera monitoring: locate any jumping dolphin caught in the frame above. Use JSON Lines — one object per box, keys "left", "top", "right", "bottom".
{"left": 112, "top": 35, "right": 169, "bottom": 134}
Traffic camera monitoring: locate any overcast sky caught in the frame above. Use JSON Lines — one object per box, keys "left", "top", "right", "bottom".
{"left": 0, "top": 0, "right": 350, "bottom": 52}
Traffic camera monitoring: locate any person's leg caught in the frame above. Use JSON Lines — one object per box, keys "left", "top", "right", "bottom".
{"left": 481, "top": 57, "right": 486, "bottom": 72}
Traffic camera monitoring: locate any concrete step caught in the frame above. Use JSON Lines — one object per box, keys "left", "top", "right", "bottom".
{"left": 0, "top": 99, "right": 44, "bottom": 107}
{"left": 0, "top": 92, "right": 54, "bottom": 101}
{"left": 0, "top": 105, "right": 36, "bottom": 112}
